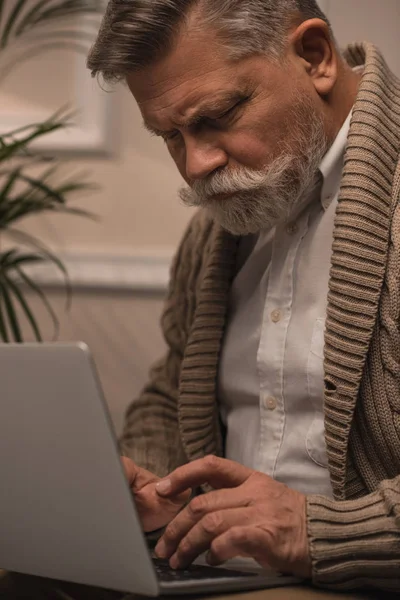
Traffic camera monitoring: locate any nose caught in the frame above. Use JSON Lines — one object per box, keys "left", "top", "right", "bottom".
{"left": 184, "top": 137, "right": 228, "bottom": 182}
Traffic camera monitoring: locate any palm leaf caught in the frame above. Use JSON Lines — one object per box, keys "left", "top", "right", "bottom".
{"left": 0, "top": 201, "right": 53, "bottom": 226}
{"left": 0, "top": 250, "right": 45, "bottom": 268}
{"left": 13, "top": 0, "right": 54, "bottom": 35}
{"left": 0, "top": 161, "right": 83, "bottom": 202}
{"left": 0, "top": 294, "right": 10, "bottom": 342}
{"left": 0, "top": 165, "right": 23, "bottom": 200}
{"left": 0, "top": 119, "right": 67, "bottom": 161}
{"left": 6, "top": 227, "right": 71, "bottom": 309}
{"left": 13, "top": 0, "right": 66, "bottom": 36}
{"left": 0, "top": 1, "right": 101, "bottom": 342}
{"left": 0, "top": 0, "right": 25, "bottom": 48}
{"left": 16, "top": 172, "right": 72, "bottom": 204}
{"left": 0, "top": 1, "right": 102, "bottom": 81}
{"left": 0, "top": 198, "right": 54, "bottom": 227}
{"left": 0, "top": 248, "right": 21, "bottom": 264}
{"left": 0, "top": 202, "right": 96, "bottom": 226}
{"left": 14, "top": 264, "right": 60, "bottom": 339}
{"left": 56, "top": 181, "right": 92, "bottom": 195}
{"left": 0, "top": 151, "right": 97, "bottom": 228}
{"left": 0, "top": 278, "right": 22, "bottom": 341}
{"left": 1, "top": 105, "right": 73, "bottom": 141}
{"left": 9, "top": 163, "right": 60, "bottom": 204}
{"left": 0, "top": 182, "right": 96, "bottom": 228}
{"left": 6, "top": 227, "right": 69, "bottom": 276}
{"left": 1, "top": 0, "right": 101, "bottom": 47}
{"left": 0, "top": 0, "right": 5, "bottom": 27}
{"left": 0, "top": 249, "right": 61, "bottom": 340}
{"left": 1, "top": 272, "right": 42, "bottom": 341}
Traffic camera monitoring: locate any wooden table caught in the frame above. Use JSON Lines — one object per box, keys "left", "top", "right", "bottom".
{"left": 0, "top": 570, "right": 394, "bottom": 600}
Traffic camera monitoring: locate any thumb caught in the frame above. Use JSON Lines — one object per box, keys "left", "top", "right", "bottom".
{"left": 121, "top": 457, "right": 159, "bottom": 489}
{"left": 121, "top": 457, "right": 139, "bottom": 486}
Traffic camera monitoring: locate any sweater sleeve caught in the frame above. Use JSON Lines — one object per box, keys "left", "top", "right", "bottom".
{"left": 119, "top": 352, "right": 187, "bottom": 478}
{"left": 118, "top": 213, "right": 204, "bottom": 478}
{"left": 307, "top": 475, "right": 400, "bottom": 592}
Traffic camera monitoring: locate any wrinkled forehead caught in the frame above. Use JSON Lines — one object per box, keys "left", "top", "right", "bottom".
{"left": 125, "top": 25, "right": 236, "bottom": 107}
{"left": 126, "top": 64, "right": 245, "bottom": 119}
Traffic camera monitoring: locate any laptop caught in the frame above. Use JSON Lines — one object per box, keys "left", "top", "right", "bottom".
{"left": 0, "top": 342, "right": 302, "bottom": 596}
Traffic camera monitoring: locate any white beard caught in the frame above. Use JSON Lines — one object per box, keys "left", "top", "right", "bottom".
{"left": 179, "top": 103, "right": 328, "bottom": 236}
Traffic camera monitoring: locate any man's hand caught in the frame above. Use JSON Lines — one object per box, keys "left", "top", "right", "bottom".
{"left": 121, "top": 458, "right": 191, "bottom": 533}
{"left": 153, "top": 456, "right": 311, "bottom": 578}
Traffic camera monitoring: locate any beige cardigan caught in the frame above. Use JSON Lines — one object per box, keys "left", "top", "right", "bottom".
{"left": 120, "top": 43, "right": 400, "bottom": 591}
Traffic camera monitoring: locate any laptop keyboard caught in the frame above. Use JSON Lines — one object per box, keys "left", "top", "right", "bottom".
{"left": 153, "top": 558, "right": 257, "bottom": 582}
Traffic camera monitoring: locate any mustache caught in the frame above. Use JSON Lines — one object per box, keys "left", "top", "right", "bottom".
{"left": 189, "top": 156, "right": 295, "bottom": 199}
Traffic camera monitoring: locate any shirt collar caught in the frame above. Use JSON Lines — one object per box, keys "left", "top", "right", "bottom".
{"left": 319, "top": 109, "right": 352, "bottom": 211}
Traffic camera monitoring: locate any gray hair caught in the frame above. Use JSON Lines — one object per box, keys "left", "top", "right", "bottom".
{"left": 87, "top": 0, "right": 331, "bottom": 83}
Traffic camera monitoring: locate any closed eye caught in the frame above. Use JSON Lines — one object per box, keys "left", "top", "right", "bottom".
{"left": 162, "top": 130, "right": 180, "bottom": 142}
{"left": 216, "top": 104, "right": 240, "bottom": 121}
{"left": 214, "top": 97, "right": 248, "bottom": 122}
{"left": 146, "top": 95, "right": 249, "bottom": 142}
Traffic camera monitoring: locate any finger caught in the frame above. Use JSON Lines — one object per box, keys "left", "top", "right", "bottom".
{"left": 120, "top": 457, "right": 159, "bottom": 489}
{"left": 155, "top": 489, "right": 250, "bottom": 560}
{"left": 207, "top": 526, "right": 271, "bottom": 569}
{"left": 135, "top": 486, "right": 190, "bottom": 533}
{"left": 169, "top": 508, "right": 254, "bottom": 569}
{"left": 156, "top": 456, "right": 253, "bottom": 497}
{"left": 171, "top": 488, "right": 192, "bottom": 505}
{"left": 121, "top": 457, "right": 141, "bottom": 486}
{"left": 136, "top": 484, "right": 191, "bottom": 513}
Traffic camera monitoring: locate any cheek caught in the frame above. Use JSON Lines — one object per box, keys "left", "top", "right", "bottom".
{"left": 225, "top": 133, "right": 274, "bottom": 170}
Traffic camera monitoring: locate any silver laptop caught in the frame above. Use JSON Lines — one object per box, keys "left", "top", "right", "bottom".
{"left": 0, "top": 343, "right": 302, "bottom": 596}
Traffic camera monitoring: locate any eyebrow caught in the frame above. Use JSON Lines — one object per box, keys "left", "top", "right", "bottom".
{"left": 142, "top": 91, "right": 247, "bottom": 136}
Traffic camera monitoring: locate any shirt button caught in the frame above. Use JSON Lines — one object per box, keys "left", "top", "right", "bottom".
{"left": 265, "top": 396, "right": 277, "bottom": 411}
{"left": 286, "top": 223, "right": 298, "bottom": 235}
{"left": 271, "top": 309, "right": 282, "bottom": 323}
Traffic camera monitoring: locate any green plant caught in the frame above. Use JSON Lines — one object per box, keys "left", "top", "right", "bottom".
{"left": 0, "top": 1, "right": 102, "bottom": 342}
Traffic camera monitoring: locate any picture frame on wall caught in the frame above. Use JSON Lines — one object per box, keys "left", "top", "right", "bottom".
{"left": 0, "top": 9, "right": 111, "bottom": 155}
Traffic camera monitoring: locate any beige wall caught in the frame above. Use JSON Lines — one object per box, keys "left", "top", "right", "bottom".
{"left": 330, "top": 0, "right": 400, "bottom": 76}
{"left": 1, "top": 0, "right": 399, "bottom": 434}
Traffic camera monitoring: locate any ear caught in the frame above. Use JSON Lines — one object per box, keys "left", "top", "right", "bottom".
{"left": 289, "top": 18, "right": 338, "bottom": 97}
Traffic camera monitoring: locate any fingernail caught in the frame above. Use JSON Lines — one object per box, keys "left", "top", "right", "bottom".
{"left": 155, "top": 540, "right": 167, "bottom": 559}
{"left": 170, "top": 554, "right": 179, "bottom": 570}
{"left": 156, "top": 478, "right": 172, "bottom": 494}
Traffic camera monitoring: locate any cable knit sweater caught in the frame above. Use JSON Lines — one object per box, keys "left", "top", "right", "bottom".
{"left": 120, "top": 43, "right": 400, "bottom": 592}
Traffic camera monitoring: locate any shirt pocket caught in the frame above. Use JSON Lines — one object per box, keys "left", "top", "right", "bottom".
{"left": 306, "top": 317, "right": 329, "bottom": 468}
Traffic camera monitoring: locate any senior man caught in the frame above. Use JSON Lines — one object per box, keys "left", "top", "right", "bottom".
{"left": 88, "top": 0, "right": 400, "bottom": 593}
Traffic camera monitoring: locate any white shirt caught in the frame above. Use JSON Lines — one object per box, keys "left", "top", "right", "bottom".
{"left": 218, "top": 111, "right": 353, "bottom": 498}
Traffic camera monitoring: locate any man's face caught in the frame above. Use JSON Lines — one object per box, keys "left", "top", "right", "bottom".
{"left": 127, "top": 25, "right": 329, "bottom": 234}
